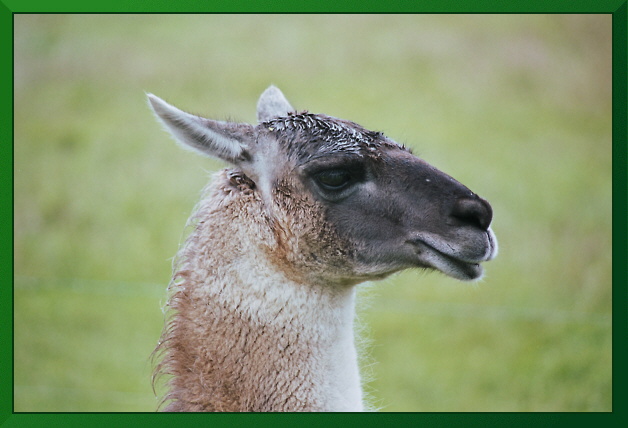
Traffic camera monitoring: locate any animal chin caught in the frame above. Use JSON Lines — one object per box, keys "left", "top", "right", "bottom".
{"left": 411, "top": 241, "right": 484, "bottom": 281}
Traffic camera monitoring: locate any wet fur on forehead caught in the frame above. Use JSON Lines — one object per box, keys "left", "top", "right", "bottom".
{"left": 260, "top": 112, "right": 410, "bottom": 163}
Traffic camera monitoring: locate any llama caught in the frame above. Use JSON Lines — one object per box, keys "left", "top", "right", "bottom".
{"left": 147, "top": 86, "right": 497, "bottom": 412}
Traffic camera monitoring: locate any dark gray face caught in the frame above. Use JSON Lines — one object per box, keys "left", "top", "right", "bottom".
{"left": 262, "top": 113, "right": 497, "bottom": 281}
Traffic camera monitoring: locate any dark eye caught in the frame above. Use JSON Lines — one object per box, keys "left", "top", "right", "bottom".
{"left": 315, "top": 169, "right": 352, "bottom": 190}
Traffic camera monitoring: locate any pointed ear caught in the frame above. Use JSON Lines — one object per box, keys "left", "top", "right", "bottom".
{"left": 256, "top": 85, "right": 294, "bottom": 123}
{"left": 147, "top": 93, "right": 254, "bottom": 165}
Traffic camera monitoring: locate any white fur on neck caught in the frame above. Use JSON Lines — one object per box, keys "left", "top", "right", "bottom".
{"left": 217, "top": 248, "right": 363, "bottom": 411}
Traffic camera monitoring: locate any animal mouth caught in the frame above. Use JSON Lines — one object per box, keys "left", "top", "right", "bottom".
{"left": 408, "top": 239, "right": 486, "bottom": 281}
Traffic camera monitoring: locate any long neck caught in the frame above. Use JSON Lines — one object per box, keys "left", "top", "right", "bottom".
{"left": 156, "top": 171, "right": 363, "bottom": 412}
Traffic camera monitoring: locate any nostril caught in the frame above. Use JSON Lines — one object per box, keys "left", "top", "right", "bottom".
{"left": 451, "top": 197, "right": 493, "bottom": 230}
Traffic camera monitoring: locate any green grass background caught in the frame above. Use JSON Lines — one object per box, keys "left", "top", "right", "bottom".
{"left": 14, "top": 14, "right": 612, "bottom": 412}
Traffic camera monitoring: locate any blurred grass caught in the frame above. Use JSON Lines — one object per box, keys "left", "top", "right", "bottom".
{"left": 14, "top": 14, "right": 612, "bottom": 412}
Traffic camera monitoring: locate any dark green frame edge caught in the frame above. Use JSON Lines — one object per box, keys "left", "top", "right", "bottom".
{"left": 2, "top": 1, "right": 626, "bottom": 427}
{"left": 0, "top": 0, "right": 625, "bottom": 13}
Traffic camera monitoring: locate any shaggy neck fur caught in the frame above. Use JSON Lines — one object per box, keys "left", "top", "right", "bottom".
{"left": 155, "top": 170, "right": 363, "bottom": 412}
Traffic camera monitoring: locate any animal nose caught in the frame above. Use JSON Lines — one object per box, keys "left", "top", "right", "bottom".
{"left": 451, "top": 196, "right": 493, "bottom": 231}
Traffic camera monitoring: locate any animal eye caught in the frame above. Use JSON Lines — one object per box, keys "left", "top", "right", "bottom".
{"left": 315, "top": 169, "right": 352, "bottom": 190}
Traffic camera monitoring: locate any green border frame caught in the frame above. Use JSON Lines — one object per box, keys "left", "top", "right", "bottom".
{"left": 0, "top": 0, "right": 626, "bottom": 13}
{"left": 4, "top": 1, "right": 626, "bottom": 427}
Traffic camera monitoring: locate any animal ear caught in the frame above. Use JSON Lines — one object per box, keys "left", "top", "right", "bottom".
{"left": 256, "top": 85, "right": 294, "bottom": 123}
{"left": 147, "top": 93, "right": 254, "bottom": 165}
